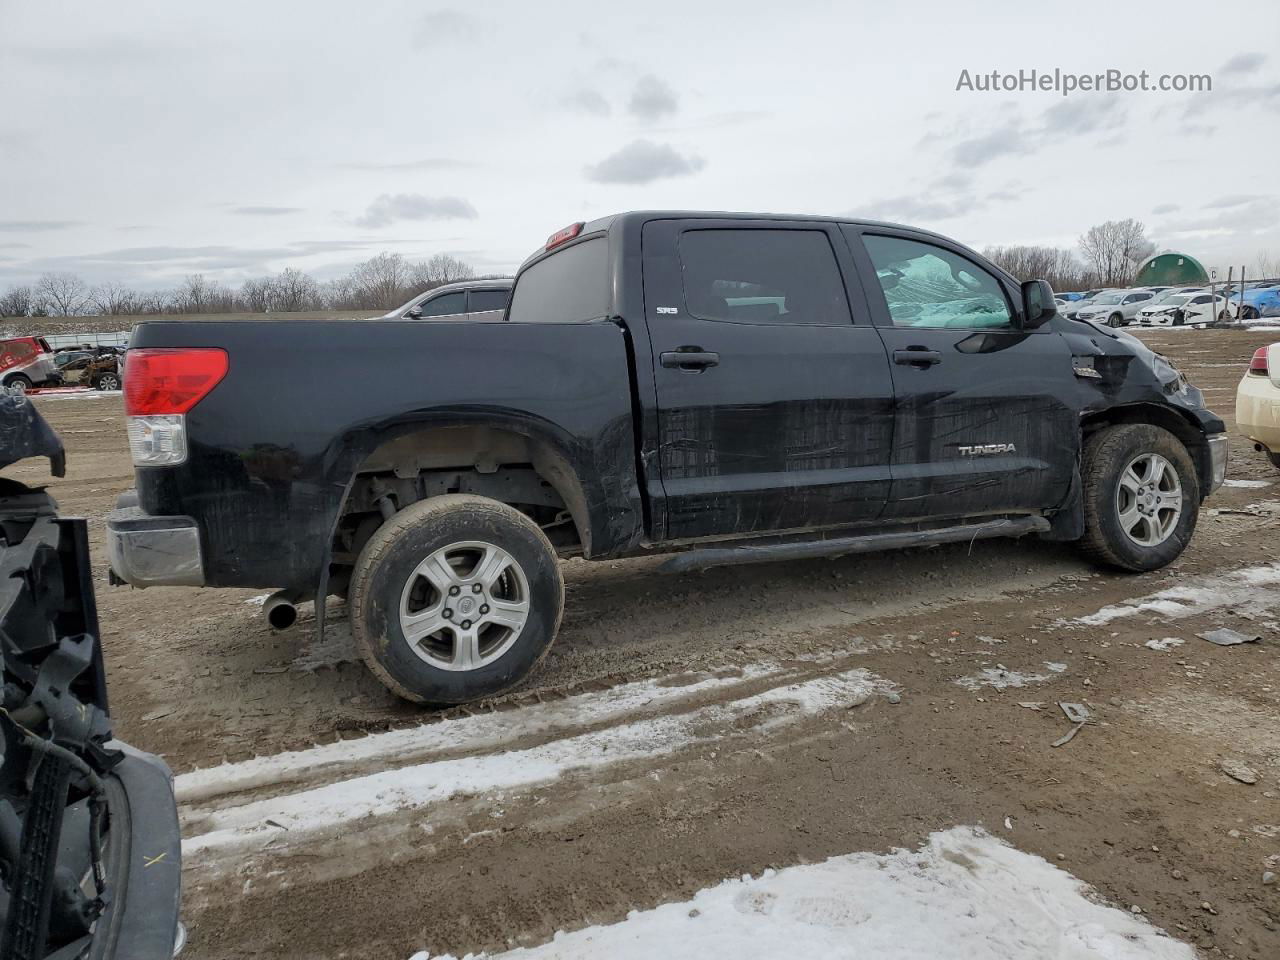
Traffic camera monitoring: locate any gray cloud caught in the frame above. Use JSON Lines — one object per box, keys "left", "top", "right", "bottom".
{"left": 231, "top": 205, "right": 302, "bottom": 216}
{"left": 0, "top": 220, "right": 82, "bottom": 232}
{"left": 353, "top": 194, "right": 478, "bottom": 228}
{"left": 860, "top": 196, "right": 973, "bottom": 222}
{"left": 951, "top": 124, "right": 1030, "bottom": 168}
{"left": 1039, "top": 98, "right": 1124, "bottom": 136}
{"left": 1184, "top": 81, "right": 1280, "bottom": 117}
{"left": 1152, "top": 203, "right": 1180, "bottom": 215}
{"left": 1221, "top": 52, "right": 1267, "bottom": 76}
{"left": 338, "top": 158, "right": 474, "bottom": 172}
{"left": 1206, "top": 194, "right": 1264, "bottom": 210}
{"left": 0, "top": 242, "right": 30, "bottom": 249}
{"left": 628, "top": 74, "right": 678, "bottom": 121}
{"left": 415, "top": 9, "right": 479, "bottom": 44}
{"left": 584, "top": 140, "right": 704, "bottom": 184}
{"left": 563, "top": 87, "right": 611, "bottom": 117}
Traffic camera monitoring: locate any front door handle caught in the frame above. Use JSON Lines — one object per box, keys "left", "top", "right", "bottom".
{"left": 661, "top": 349, "right": 720, "bottom": 371}
{"left": 893, "top": 347, "right": 942, "bottom": 367}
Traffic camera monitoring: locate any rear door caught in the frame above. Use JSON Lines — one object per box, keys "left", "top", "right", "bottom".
{"left": 846, "top": 226, "right": 1076, "bottom": 522}
{"left": 642, "top": 218, "right": 895, "bottom": 541}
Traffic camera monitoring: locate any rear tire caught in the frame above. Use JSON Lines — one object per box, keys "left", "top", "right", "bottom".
{"left": 1078, "top": 424, "right": 1199, "bottom": 572}
{"left": 94, "top": 372, "right": 120, "bottom": 390}
{"left": 1268, "top": 451, "right": 1280, "bottom": 472}
{"left": 349, "top": 494, "right": 564, "bottom": 705}
{"left": 4, "top": 374, "right": 32, "bottom": 392}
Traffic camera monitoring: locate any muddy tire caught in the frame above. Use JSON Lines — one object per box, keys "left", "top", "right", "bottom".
{"left": 1077, "top": 424, "right": 1199, "bottom": 572}
{"left": 350, "top": 494, "right": 563, "bottom": 705}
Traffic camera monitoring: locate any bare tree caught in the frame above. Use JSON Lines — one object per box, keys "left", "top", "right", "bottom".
{"left": 34, "top": 273, "right": 90, "bottom": 317}
{"left": 240, "top": 276, "right": 274, "bottom": 312}
{"left": 982, "top": 245, "right": 1088, "bottom": 291}
{"left": 1078, "top": 219, "right": 1153, "bottom": 287}
{"left": 347, "top": 253, "right": 410, "bottom": 310}
{"left": 91, "top": 281, "right": 142, "bottom": 315}
{"left": 415, "top": 253, "right": 475, "bottom": 287}
{"left": 0, "top": 285, "right": 35, "bottom": 318}
{"left": 270, "top": 267, "right": 320, "bottom": 312}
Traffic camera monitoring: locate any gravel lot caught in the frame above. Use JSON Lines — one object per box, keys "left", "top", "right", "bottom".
{"left": 7, "top": 327, "right": 1280, "bottom": 959}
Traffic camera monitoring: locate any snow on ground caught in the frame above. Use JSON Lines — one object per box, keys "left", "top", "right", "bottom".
{"left": 954, "top": 662, "right": 1063, "bottom": 690}
{"left": 175, "top": 662, "right": 791, "bottom": 804}
{"left": 182, "top": 668, "right": 891, "bottom": 855}
{"left": 30, "top": 389, "right": 122, "bottom": 400}
{"left": 417, "top": 826, "right": 1192, "bottom": 960}
{"left": 1144, "top": 637, "right": 1185, "bottom": 651}
{"left": 1223, "top": 479, "right": 1272, "bottom": 488}
{"left": 1064, "top": 563, "right": 1280, "bottom": 627}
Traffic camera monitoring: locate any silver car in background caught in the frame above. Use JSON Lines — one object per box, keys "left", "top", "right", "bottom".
{"left": 1074, "top": 289, "right": 1156, "bottom": 328}
{"left": 378, "top": 278, "right": 513, "bottom": 321}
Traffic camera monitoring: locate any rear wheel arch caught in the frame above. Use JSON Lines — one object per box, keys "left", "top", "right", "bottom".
{"left": 328, "top": 418, "right": 593, "bottom": 582}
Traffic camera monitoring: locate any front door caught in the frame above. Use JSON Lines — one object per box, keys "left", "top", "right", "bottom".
{"left": 847, "top": 227, "right": 1077, "bottom": 521}
{"left": 642, "top": 219, "right": 896, "bottom": 541}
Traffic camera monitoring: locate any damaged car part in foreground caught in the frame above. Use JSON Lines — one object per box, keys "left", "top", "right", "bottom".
{"left": 105, "top": 211, "right": 1227, "bottom": 705}
{"left": 0, "top": 392, "right": 182, "bottom": 959}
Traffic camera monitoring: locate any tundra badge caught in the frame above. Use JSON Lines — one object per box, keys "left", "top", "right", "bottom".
{"left": 957, "top": 443, "right": 1016, "bottom": 456}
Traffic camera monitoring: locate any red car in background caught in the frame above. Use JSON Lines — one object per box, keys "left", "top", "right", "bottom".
{"left": 1, "top": 336, "right": 60, "bottom": 391}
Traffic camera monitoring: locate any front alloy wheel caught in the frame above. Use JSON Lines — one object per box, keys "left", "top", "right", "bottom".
{"left": 1115, "top": 453, "right": 1182, "bottom": 547}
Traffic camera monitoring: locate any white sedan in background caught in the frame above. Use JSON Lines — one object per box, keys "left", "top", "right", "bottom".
{"left": 1237, "top": 342, "right": 1280, "bottom": 469}
{"left": 1135, "top": 291, "right": 1231, "bottom": 327}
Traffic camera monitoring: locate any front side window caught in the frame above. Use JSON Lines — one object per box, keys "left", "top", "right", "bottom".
{"left": 418, "top": 292, "right": 467, "bottom": 317}
{"left": 861, "top": 234, "right": 1013, "bottom": 330}
{"left": 678, "top": 229, "right": 852, "bottom": 325}
{"left": 507, "top": 238, "right": 609, "bottom": 324}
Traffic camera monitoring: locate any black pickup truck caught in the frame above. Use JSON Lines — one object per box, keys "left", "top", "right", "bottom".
{"left": 107, "top": 211, "right": 1227, "bottom": 704}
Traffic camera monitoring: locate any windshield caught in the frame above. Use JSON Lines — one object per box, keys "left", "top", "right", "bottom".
{"left": 1093, "top": 293, "right": 1123, "bottom": 305}
{"left": 1165, "top": 295, "right": 1193, "bottom": 306}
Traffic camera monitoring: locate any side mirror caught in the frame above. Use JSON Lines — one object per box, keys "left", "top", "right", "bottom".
{"left": 1020, "top": 279, "right": 1057, "bottom": 329}
{"left": 405, "top": 306, "right": 423, "bottom": 319}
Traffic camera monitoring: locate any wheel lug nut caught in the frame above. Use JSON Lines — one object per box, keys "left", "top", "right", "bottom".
{"left": 480, "top": 605, "right": 489, "bottom": 614}
{"left": 472, "top": 583, "right": 483, "bottom": 594}
{"left": 444, "top": 608, "right": 453, "bottom": 619}
{"left": 461, "top": 620, "right": 472, "bottom": 629}
{"left": 449, "top": 586, "right": 460, "bottom": 596}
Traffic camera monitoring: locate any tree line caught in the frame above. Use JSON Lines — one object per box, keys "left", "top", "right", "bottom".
{"left": 0, "top": 252, "right": 493, "bottom": 318}
{"left": 983, "top": 218, "right": 1159, "bottom": 292}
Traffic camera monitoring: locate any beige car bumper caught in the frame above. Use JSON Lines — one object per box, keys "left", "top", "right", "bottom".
{"left": 1237, "top": 372, "right": 1280, "bottom": 451}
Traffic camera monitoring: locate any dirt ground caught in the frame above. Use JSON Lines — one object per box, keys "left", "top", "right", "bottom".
{"left": 9, "top": 327, "right": 1280, "bottom": 959}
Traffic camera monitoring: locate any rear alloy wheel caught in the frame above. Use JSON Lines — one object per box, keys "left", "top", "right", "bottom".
{"left": 1078, "top": 424, "right": 1198, "bottom": 571}
{"left": 1108, "top": 312, "right": 1123, "bottom": 328}
{"left": 95, "top": 373, "right": 121, "bottom": 391}
{"left": 350, "top": 494, "right": 563, "bottom": 704}
{"left": 1242, "top": 306, "right": 1260, "bottom": 321}
{"left": 4, "top": 374, "right": 32, "bottom": 393}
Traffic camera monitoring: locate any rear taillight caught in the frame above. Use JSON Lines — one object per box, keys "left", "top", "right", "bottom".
{"left": 124, "top": 348, "right": 227, "bottom": 466}
{"left": 1249, "top": 347, "right": 1269, "bottom": 376}
{"left": 124, "top": 348, "right": 228, "bottom": 415}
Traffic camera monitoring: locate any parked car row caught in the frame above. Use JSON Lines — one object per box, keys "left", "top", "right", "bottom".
{"left": 1054, "top": 284, "right": 1247, "bottom": 329}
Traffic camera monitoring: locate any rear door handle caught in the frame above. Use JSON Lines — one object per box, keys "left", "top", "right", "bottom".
{"left": 660, "top": 349, "right": 720, "bottom": 371}
{"left": 893, "top": 348, "right": 942, "bottom": 367}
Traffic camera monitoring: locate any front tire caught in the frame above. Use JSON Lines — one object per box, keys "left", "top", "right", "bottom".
{"left": 1078, "top": 424, "right": 1199, "bottom": 572}
{"left": 350, "top": 494, "right": 564, "bottom": 705}
{"left": 1108, "top": 313, "right": 1123, "bottom": 328}
{"left": 4, "top": 374, "right": 32, "bottom": 392}
{"left": 94, "top": 372, "right": 121, "bottom": 390}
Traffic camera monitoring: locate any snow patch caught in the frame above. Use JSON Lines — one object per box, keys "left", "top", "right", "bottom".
{"left": 1144, "top": 637, "right": 1184, "bottom": 651}
{"left": 422, "top": 826, "right": 1192, "bottom": 959}
{"left": 1223, "top": 479, "right": 1271, "bottom": 488}
{"left": 183, "top": 668, "right": 890, "bottom": 855}
{"left": 1065, "top": 563, "right": 1280, "bottom": 627}
{"left": 955, "top": 662, "right": 1063, "bottom": 690}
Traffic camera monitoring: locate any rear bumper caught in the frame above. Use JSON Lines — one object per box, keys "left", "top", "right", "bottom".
{"left": 107, "top": 492, "right": 204, "bottom": 587}
{"left": 1237, "top": 374, "right": 1280, "bottom": 451}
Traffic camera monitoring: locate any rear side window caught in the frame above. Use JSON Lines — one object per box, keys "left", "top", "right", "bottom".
{"left": 678, "top": 229, "right": 851, "bottom": 325}
{"left": 508, "top": 238, "right": 609, "bottom": 324}
{"left": 469, "top": 289, "right": 509, "bottom": 312}
{"left": 419, "top": 292, "right": 467, "bottom": 317}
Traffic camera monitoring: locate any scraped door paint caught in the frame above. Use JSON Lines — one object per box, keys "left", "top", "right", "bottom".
{"left": 642, "top": 219, "right": 895, "bottom": 541}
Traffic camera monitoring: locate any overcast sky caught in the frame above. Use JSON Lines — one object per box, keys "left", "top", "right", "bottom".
{"left": 1, "top": 0, "right": 1277, "bottom": 290}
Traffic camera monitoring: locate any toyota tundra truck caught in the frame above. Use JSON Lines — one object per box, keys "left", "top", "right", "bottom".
{"left": 107, "top": 211, "right": 1228, "bottom": 704}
